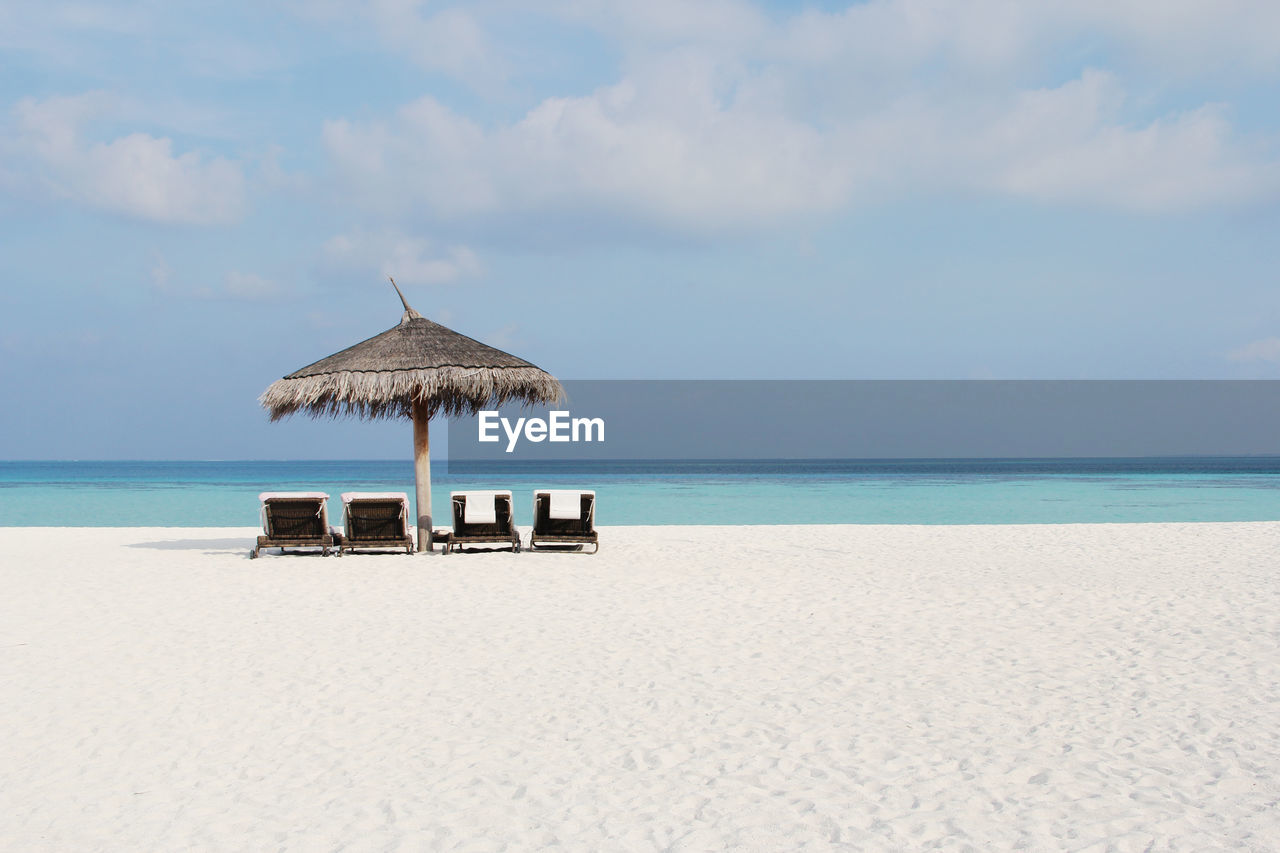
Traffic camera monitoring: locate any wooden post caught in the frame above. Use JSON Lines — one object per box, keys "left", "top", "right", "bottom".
{"left": 412, "top": 400, "right": 433, "bottom": 552}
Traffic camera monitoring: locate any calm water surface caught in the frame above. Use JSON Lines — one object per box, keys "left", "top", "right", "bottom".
{"left": 2, "top": 458, "right": 1279, "bottom": 526}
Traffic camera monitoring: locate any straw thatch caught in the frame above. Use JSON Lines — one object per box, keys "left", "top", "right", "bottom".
{"left": 260, "top": 292, "right": 564, "bottom": 421}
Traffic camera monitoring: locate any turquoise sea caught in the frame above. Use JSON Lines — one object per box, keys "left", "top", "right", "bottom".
{"left": 2, "top": 458, "right": 1279, "bottom": 526}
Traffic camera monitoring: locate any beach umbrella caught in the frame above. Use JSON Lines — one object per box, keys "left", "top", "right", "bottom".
{"left": 259, "top": 280, "right": 564, "bottom": 551}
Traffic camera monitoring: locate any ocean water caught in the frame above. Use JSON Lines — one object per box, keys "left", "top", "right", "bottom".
{"left": 2, "top": 458, "right": 1280, "bottom": 527}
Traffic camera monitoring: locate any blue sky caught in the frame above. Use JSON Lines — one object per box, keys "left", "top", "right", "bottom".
{"left": 2, "top": 0, "right": 1279, "bottom": 459}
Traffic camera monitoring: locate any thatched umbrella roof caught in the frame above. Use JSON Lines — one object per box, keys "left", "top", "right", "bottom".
{"left": 260, "top": 281, "right": 564, "bottom": 551}
{"left": 260, "top": 286, "right": 563, "bottom": 421}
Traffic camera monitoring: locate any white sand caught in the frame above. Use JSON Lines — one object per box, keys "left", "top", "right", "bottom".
{"left": 2, "top": 523, "right": 1279, "bottom": 852}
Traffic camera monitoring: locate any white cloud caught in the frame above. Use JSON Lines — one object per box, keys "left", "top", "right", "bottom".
{"left": 322, "top": 59, "right": 1279, "bottom": 235}
{"left": 712, "top": 0, "right": 1280, "bottom": 76}
{"left": 323, "top": 63, "right": 851, "bottom": 233}
{"left": 1066, "top": 0, "right": 1280, "bottom": 73}
{"left": 770, "top": 0, "right": 1043, "bottom": 72}
{"left": 8, "top": 92, "right": 246, "bottom": 225}
{"left": 323, "top": 229, "right": 483, "bottom": 286}
{"left": 541, "top": 0, "right": 1280, "bottom": 83}
{"left": 550, "top": 0, "right": 767, "bottom": 48}
{"left": 291, "top": 0, "right": 500, "bottom": 86}
{"left": 857, "top": 70, "right": 1278, "bottom": 211}
{"left": 991, "top": 102, "right": 1264, "bottom": 211}
{"left": 147, "top": 254, "right": 283, "bottom": 301}
{"left": 1227, "top": 337, "right": 1280, "bottom": 364}
{"left": 1, "top": 2, "right": 296, "bottom": 82}
{"left": 258, "top": 144, "right": 310, "bottom": 193}
{"left": 18, "top": 2, "right": 1263, "bottom": 238}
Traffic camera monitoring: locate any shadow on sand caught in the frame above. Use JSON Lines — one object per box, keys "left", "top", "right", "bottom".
{"left": 126, "top": 538, "right": 257, "bottom": 556}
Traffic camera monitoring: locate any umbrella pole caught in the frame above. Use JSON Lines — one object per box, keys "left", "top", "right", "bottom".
{"left": 412, "top": 400, "right": 433, "bottom": 552}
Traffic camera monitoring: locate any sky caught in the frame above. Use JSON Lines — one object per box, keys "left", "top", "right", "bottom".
{"left": 1, "top": 0, "right": 1279, "bottom": 459}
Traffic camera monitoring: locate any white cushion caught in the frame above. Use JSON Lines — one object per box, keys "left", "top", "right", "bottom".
{"left": 454, "top": 490, "right": 510, "bottom": 525}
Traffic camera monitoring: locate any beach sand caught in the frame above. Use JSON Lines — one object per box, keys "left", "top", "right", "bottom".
{"left": 2, "top": 523, "right": 1278, "bottom": 851}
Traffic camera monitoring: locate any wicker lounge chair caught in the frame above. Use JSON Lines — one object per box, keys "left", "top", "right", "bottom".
{"left": 529, "top": 490, "right": 598, "bottom": 553}
{"left": 338, "top": 492, "right": 414, "bottom": 555}
{"left": 251, "top": 492, "right": 336, "bottom": 558}
{"left": 445, "top": 491, "right": 521, "bottom": 553}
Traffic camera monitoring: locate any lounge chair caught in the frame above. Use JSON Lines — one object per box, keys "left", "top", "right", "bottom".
{"left": 445, "top": 490, "right": 520, "bottom": 553}
{"left": 338, "top": 492, "right": 414, "bottom": 556}
{"left": 251, "top": 492, "right": 336, "bottom": 558}
{"left": 529, "top": 490, "right": 598, "bottom": 553}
